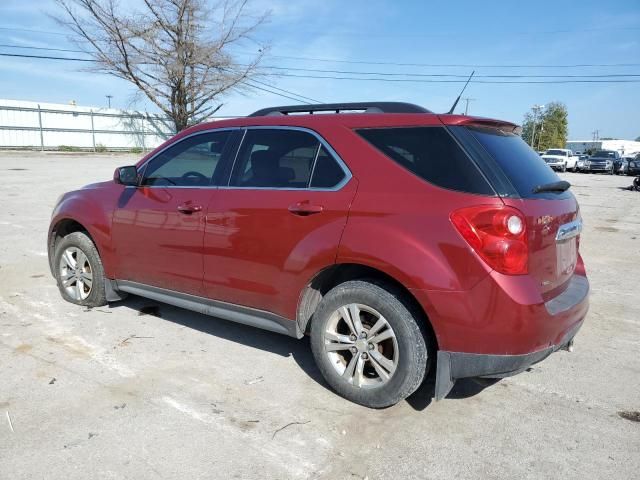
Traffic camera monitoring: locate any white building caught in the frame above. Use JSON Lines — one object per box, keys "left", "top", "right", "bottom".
{"left": 566, "top": 139, "right": 640, "bottom": 157}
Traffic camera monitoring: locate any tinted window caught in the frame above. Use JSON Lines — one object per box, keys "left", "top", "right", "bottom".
{"left": 463, "top": 127, "right": 566, "bottom": 198}
{"left": 230, "top": 129, "right": 344, "bottom": 189}
{"left": 546, "top": 149, "right": 567, "bottom": 156}
{"left": 357, "top": 127, "right": 493, "bottom": 194}
{"left": 311, "top": 146, "right": 346, "bottom": 188}
{"left": 142, "top": 131, "right": 230, "bottom": 186}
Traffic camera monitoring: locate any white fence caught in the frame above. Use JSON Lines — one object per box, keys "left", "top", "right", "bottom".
{"left": 0, "top": 99, "right": 177, "bottom": 151}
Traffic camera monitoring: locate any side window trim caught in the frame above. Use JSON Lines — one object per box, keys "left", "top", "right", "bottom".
{"left": 136, "top": 127, "right": 240, "bottom": 189}
{"left": 221, "top": 126, "right": 352, "bottom": 192}
{"left": 306, "top": 143, "right": 323, "bottom": 188}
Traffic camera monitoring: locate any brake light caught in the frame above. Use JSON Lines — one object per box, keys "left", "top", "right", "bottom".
{"left": 451, "top": 205, "right": 528, "bottom": 275}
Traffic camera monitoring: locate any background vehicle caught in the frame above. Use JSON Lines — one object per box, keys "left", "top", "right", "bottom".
{"left": 583, "top": 150, "right": 619, "bottom": 174}
{"left": 541, "top": 149, "right": 578, "bottom": 172}
{"left": 627, "top": 154, "right": 640, "bottom": 176}
{"left": 48, "top": 102, "right": 589, "bottom": 408}
{"left": 618, "top": 156, "right": 634, "bottom": 175}
{"left": 576, "top": 154, "right": 589, "bottom": 172}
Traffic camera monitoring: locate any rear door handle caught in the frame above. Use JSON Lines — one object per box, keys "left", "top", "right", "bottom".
{"left": 288, "top": 202, "right": 324, "bottom": 216}
{"left": 177, "top": 203, "right": 203, "bottom": 215}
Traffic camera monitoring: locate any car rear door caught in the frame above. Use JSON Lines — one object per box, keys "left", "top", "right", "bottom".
{"left": 202, "top": 127, "right": 356, "bottom": 319}
{"left": 111, "top": 130, "right": 235, "bottom": 295}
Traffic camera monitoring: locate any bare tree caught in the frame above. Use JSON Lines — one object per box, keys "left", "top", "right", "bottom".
{"left": 54, "top": 0, "right": 268, "bottom": 131}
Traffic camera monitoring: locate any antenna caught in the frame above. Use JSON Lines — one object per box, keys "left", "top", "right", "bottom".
{"left": 447, "top": 71, "right": 475, "bottom": 114}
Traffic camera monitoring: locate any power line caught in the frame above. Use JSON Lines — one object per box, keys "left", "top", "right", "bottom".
{"left": 0, "top": 43, "right": 84, "bottom": 53}
{"left": 3, "top": 52, "right": 640, "bottom": 84}
{"left": 263, "top": 64, "right": 640, "bottom": 79}
{"left": 2, "top": 45, "right": 640, "bottom": 78}
{"left": 0, "top": 52, "right": 94, "bottom": 62}
{"left": 261, "top": 72, "right": 640, "bottom": 84}
{"left": 253, "top": 53, "right": 640, "bottom": 69}
{"left": 247, "top": 78, "right": 321, "bottom": 103}
{"left": 0, "top": 26, "right": 68, "bottom": 36}
{"left": 0, "top": 52, "right": 318, "bottom": 104}
{"left": 244, "top": 81, "right": 313, "bottom": 104}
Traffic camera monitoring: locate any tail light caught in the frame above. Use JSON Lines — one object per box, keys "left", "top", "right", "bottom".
{"left": 451, "top": 205, "right": 528, "bottom": 275}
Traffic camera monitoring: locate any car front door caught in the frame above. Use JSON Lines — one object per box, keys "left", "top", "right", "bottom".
{"left": 203, "top": 127, "right": 357, "bottom": 319}
{"left": 111, "top": 129, "right": 234, "bottom": 295}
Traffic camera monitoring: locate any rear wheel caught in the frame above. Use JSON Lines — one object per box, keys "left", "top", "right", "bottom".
{"left": 54, "top": 231, "right": 107, "bottom": 307}
{"left": 310, "top": 280, "right": 428, "bottom": 408}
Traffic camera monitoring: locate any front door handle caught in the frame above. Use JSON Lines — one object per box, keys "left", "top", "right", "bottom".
{"left": 177, "top": 203, "right": 203, "bottom": 215}
{"left": 288, "top": 201, "right": 324, "bottom": 216}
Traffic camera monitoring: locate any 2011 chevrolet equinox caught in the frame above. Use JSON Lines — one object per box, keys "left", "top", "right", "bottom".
{"left": 48, "top": 102, "right": 589, "bottom": 408}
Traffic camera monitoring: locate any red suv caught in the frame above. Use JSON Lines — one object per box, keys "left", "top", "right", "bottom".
{"left": 48, "top": 102, "right": 589, "bottom": 408}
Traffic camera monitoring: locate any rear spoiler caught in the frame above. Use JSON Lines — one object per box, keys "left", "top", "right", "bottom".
{"left": 438, "top": 115, "right": 522, "bottom": 135}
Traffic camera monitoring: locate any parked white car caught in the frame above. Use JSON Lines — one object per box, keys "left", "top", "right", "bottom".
{"left": 541, "top": 149, "right": 578, "bottom": 172}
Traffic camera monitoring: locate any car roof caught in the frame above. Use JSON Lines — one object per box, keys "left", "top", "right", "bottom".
{"left": 181, "top": 112, "right": 519, "bottom": 135}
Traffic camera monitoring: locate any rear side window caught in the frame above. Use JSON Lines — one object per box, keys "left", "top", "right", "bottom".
{"left": 461, "top": 127, "right": 566, "bottom": 199}
{"left": 356, "top": 127, "right": 494, "bottom": 195}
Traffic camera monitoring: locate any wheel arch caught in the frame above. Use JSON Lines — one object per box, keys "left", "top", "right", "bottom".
{"left": 297, "top": 263, "right": 439, "bottom": 351}
{"left": 48, "top": 218, "right": 96, "bottom": 275}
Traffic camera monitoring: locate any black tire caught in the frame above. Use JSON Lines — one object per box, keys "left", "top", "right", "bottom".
{"left": 561, "top": 163, "right": 567, "bottom": 172}
{"left": 310, "top": 280, "right": 429, "bottom": 408}
{"left": 53, "top": 231, "right": 108, "bottom": 307}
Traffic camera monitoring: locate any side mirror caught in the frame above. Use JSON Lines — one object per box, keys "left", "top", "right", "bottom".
{"left": 114, "top": 166, "right": 139, "bottom": 186}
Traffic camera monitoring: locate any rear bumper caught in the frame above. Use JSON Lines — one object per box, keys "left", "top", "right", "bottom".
{"left": 434, "top": 320, "right": 583, "bottom": 400}
{"left": 412, "top": 269, "right": 589, "bottom": 400}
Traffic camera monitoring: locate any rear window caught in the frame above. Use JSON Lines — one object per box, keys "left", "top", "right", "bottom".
{"left": 460, "top": 126, "right": 567, "bottom": 199}
{"left": 356, "top": 127, "right": 494, "bottom": 195}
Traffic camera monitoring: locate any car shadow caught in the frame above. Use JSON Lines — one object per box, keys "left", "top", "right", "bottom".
{"left": 109, "top": 295, "right": 499, "bottom": 411}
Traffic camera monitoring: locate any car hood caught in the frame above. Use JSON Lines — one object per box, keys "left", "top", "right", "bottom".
{"left": 81, "top": 180, "right": 114, "bottom": 190}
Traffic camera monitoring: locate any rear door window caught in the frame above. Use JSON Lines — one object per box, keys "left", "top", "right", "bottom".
{"left": 229, "top": 129, "right": 347, "bottom": 189}
{"left": 356, "top": 127, "right": 494, "bottom": 195}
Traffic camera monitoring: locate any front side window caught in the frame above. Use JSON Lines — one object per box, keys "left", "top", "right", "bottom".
{"left": 141, "top": 131, "right": 231, "bottom": 187}
{"left": 229, "top": 129, "right": 346, "bottom": 189}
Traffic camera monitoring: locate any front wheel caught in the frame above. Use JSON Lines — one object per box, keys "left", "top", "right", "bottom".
{"left": 53, "top": 231, "right": 107, "bottom": 307}
{"left": 310, "top": 280, "right": 429, "bottom": 408}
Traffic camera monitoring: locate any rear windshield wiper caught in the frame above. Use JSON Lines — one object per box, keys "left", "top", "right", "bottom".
{"left": 532, "top": 180, "right": 571, "bottom": 194}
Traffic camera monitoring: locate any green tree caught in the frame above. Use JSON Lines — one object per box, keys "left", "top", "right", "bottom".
{"left": 521, "top": 102, "right": 569, "bottom": 151}
{"left": 635, "top": 136, "right": 640, "bottom": 142}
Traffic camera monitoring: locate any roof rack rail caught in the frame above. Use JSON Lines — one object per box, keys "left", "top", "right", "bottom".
{"left": 248, "top": 102, "right": 431, "bottom": 117}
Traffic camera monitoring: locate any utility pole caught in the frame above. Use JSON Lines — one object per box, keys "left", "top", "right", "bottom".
{"left": 106, "top": 95, "right": 113, "bottom": 108}
{"left": 537, "top": 121, "right": 545, "bottom": 151}
{"left": 531, "top": 104, "right": 544, "bottom": 148}
{"left": 462, "top": 97, "right": 475, "bottom": 115}
{"left": 591, "top": 129, "right": 599, "bottom": 142}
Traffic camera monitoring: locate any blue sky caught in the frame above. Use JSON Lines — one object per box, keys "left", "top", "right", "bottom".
{"left": 1, "top": 0, "right": 639, "bottom": 139}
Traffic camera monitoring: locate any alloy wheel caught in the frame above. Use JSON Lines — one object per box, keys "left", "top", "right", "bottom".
{"left": 59, "top": 247, "right": 93, "bottom": 300}
{"left": 324, "top": 303, "right": 399, "bottom": 388}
